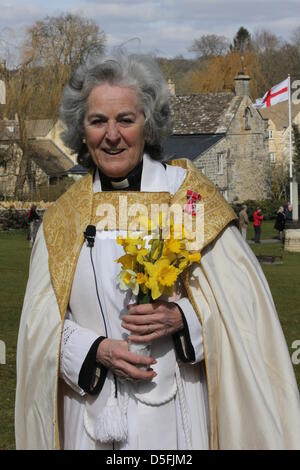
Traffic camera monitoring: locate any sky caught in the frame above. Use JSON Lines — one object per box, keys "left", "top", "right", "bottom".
{"left": 0, "top": 0, "right": 300, "bottom": 62}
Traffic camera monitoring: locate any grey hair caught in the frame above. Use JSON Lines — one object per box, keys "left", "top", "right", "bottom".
{"left": 59, "top": 50, "right": 173, "bottom": 167}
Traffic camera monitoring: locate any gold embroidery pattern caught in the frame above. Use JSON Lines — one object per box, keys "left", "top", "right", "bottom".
{"left": 170, "top": 159, "right": 237, "bottom": 249}
{"left": 43, "top": 172, "right": 94, "bottom": 319}
{"left": 91, "top": 191, "right": 171, "bottom": 230}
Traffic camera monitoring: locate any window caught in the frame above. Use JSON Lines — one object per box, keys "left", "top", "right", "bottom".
{"left": 268, "top": 129, "right": 274, "bottom": 139}
{"left": 270, "top": 152, "right": 276, "bottom": 163}
{"left": 244, "top": 107, "right": 252, "bottom": 130}
{"left": 217, "top": 153, "right": 223, "bottom": 174}
{"left": 199, "top": 166, "right": 205, "bottom": 175}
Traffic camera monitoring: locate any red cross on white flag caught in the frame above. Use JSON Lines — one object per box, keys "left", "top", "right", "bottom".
{"left": 253, "top": 78, "right": 289, "bottom": 109}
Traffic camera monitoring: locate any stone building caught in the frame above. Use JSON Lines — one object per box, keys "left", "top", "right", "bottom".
{"left": 0, "top": 118, "right": 75, "bottom": 198}
{"left": 260, "top": 101, "right": 300, "bottom": 166}
{"left": 1, "top": 73, "right": 271, "bottom": 203}
{"left": 164, "top": 75, "right": 271, "bottom": 203}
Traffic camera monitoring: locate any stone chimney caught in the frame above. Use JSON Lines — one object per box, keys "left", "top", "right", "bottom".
{"left": 167, "top": 78, "right": 176, "bottom": 96}
{"left": 234, "top": 74, "right": 250, "bottom": 97}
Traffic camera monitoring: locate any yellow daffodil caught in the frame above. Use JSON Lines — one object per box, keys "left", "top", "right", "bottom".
{"left": 115, "top": 254, "right": 136, "bottom": 271}
{"left": 117, "top": 269, "right": 139, "bottom": 296}
{"left": 136, "top": 272, "right": 148, "bottom": 285}
{"left": 157, "top": 262, "right": 179, "bottom": 286}
{"left": 144, "top": 259, "right": 180, "bottom": 299}
{"left": 116, "top": 222, "right": 202, "bottom": 302}
{"left": 117, "top": 236, "right": 126, "bottom": 246}
{"left": 136, "top": 248, "right": 149, "bottom": 265}
{"left": 163, "top": 238, "right": 184, "bottom": 255}
{"left": 178, "top": 251, "right": 201, "bottom": 270}
{"left": 188, "top": 252, "right": 201, "bottom": 263}
{"left": 124, "top": 237, "right": 145, "bottom": 255}
{"left": 145, "top": 276, "right": 161, "bottom": 299}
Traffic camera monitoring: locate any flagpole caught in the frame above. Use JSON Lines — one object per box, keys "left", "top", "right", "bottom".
{"left": 288, "top": 75, "right": 293, "bottom": 208}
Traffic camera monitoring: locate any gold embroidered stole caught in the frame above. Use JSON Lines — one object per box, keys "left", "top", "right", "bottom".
{"left": 43, "top": 159, "right": 237, "bottom": 320}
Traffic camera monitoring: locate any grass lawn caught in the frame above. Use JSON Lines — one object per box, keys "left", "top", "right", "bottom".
{"left": 0, "top": 231, "right": 31, "bottom": 450}
{"left": 247, "top": 219, "right": 279, "bottom": 240}
{"left": 0, "top": 230, "right": 299, "bottom": 450}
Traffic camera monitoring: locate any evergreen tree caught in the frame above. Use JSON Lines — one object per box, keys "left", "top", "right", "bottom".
{"left": 232, "top": 27, "right": 252, "bottom": 54}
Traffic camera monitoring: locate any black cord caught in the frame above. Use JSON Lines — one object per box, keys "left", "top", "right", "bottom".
{"left": 89, "top": 247, "right": 108, "bottom": 338}
{"left": 89, "top": 244, "right": 117, "bottom": 451}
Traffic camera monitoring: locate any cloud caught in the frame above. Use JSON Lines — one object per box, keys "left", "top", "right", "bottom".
{"left": 0, "top": 0, "right": 300, "bottom": 59}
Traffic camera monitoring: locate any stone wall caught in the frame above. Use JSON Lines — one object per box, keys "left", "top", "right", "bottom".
{"left": 193, "top": 137, "right": 229, "bottom": 198}
{"left": 0, "top": 144, "right": 49, "bottom": 198}
{"left": 0, "top": 200, "right": 52, "bottom": 210}
{"left": 0, "top": 143, "right": 22, "bottom": 196}
{"left": 227, "top": 96, "right": 270, "bottom": 202}
{"left": 194, "top": 95, "right": 271, "bottom": 203}
{"left": 0, "top": 201, "right": 50, "bottom": 230}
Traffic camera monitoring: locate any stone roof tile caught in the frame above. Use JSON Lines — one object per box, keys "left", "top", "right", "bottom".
{"left": 259, "top": 101, "right": 300, "bottom": 129}
{"left": 169, "top": 92, "right": 234, "bottom": 134}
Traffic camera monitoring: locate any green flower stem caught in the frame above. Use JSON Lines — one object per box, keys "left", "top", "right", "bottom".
{"left": 137, "top": 290, "right": 152, "bottom": 304}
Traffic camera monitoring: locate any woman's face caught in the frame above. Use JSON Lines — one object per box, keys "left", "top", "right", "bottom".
{"left": 84, "top": 83, "right": 145, "bottom": 178}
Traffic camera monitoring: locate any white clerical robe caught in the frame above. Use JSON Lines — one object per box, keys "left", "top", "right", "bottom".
{"left": 16, "top": 155, "right": 300, "bottom": 450}
{"left": 59, "top": 155, "right": 210, "bottom": 450}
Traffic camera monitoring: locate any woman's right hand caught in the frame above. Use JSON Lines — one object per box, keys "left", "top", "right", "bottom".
{"left": 96, "top": 338, "right": 157, "bottom": 382}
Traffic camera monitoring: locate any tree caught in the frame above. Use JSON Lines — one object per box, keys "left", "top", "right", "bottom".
{"left": 291, "top": 26, "right": 300, "bottom": 50}
{"left": 5, "top": 59, "right": 37, "bottom": 197}
{"left": 185, "top": 50, "right": 266, "bottom": 98}
{"left": 23, "top": 13, "right": 106, "bottom": 120}
{"left": 189, "top": 34, "right": 229, "bottom": 59}
{"left": 4, "top": 13, "right": 106, "bottom": 197}
{"left": 232, "top": 27, "right": 252, "bottom": 54}
{"left": 270, "top": 163, "right": 289, "bottom": 200}
{"left": 251, "top": 29, "right": 300, "bottom": 93}
{"left": 252, "top": 29, "right": 282, "bottom": 54}
{"left": 157, "top": 56, "right": 200, "bottom": 95}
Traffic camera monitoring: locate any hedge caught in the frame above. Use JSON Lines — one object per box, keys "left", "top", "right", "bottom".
{"left": 231, "top": 199, "right": 286, "bottom": 221}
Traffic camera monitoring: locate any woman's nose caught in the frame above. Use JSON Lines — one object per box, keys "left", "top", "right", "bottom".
{"left": 105, "top": 121, "right": 120, "bottom": 143}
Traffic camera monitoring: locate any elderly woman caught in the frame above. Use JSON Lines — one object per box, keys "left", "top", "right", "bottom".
{"left": 15, "top": 51, "right": 300, "bottom": 450}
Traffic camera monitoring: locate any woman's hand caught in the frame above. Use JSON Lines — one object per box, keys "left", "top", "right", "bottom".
{"left": 96, "top": 338, "right": 157, "bottom": 381}
{"left": 121, "top": 301, "right": 184, "bottom": 344}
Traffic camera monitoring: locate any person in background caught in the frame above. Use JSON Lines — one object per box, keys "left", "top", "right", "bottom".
{"left": 284, "top": 202, "right": 293, "bottom": 229}
{"left": 274, "top": 206, "right": 285, "bottom": 242}
{"left": 28, "top": 204, "right": 41, "bottom": 247}
{"left": 238, "top": 205, "right": 249, "bottom": 241}
{"left": 253, "top": 207, "right": 264, "bottom": 243}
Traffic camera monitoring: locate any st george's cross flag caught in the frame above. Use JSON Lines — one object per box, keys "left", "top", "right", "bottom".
{"left": 253, "top": 78, "right": 289, "bottom": 109}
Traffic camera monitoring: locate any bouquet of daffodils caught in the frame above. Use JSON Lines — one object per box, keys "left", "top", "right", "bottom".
{"left": 116, "top": 215, "right": 201, "bottom": 304}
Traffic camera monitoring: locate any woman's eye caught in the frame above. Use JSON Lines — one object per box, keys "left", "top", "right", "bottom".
{"left": 90, "top": 118, "right": 106, "bottom": 125}
{"left": 120, "top": 118, "right": 134, "bottom": 124}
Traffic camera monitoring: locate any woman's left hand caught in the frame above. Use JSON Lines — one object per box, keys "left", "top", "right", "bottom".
{"left": 121, "top": 301, "right": 184, "bottom": 343}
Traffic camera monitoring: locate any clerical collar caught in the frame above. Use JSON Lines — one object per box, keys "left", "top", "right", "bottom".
{"left": 99, "top": 159, "right": 143, "bottom": 191}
